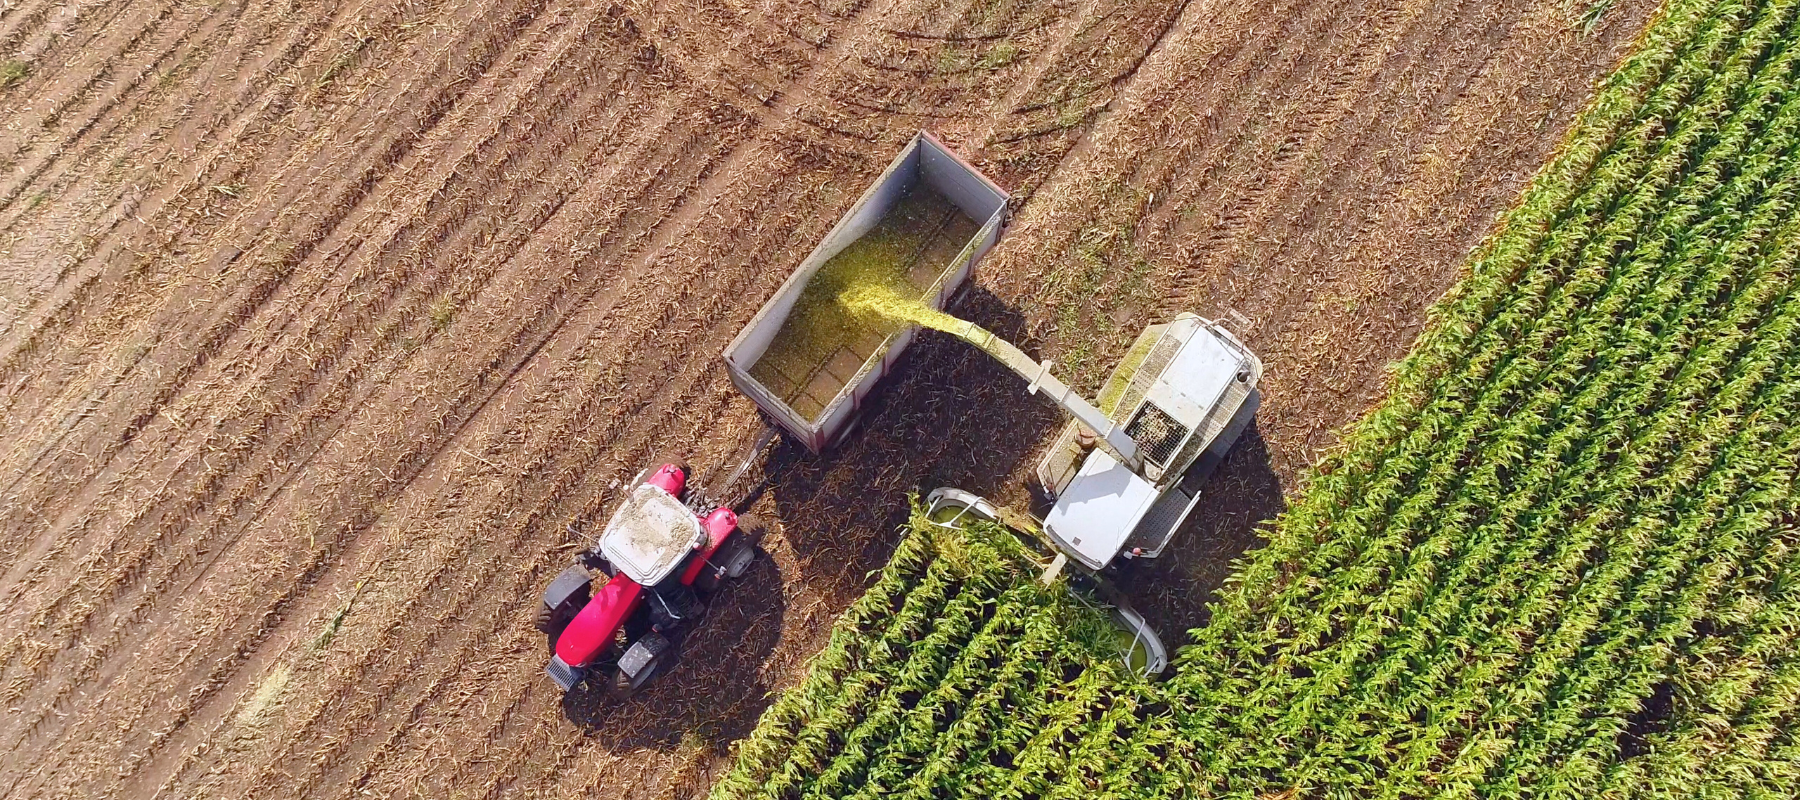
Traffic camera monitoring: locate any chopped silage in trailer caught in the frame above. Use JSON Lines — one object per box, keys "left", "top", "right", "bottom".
{"left": 748, "top": 183, "right": 979, "bottom": 419}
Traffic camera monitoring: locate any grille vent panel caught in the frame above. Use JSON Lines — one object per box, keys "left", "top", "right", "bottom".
{"left": 1125, "top": 403, "right": 1188, "bottom": 466}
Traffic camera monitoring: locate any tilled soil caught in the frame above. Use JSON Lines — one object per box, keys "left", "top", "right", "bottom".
{"left": 0, "top": 0, "right": 1655, "bottom": 797}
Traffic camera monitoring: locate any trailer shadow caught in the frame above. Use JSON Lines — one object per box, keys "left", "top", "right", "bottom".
{"left": 558, "top": 549, "right": 787, "bottom": 754}
{"left": 754, "top": 285, "right": 1064, "bottom": 598}
{"left": 1107, "top": 422, "right": 1286, "bottom": 646}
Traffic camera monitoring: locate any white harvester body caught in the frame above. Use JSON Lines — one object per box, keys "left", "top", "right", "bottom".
{"left": 1007, "top": 314, "right": 1262, "bottom": 570}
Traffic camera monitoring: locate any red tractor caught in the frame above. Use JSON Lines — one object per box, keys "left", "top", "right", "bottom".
{"left": 537, "top": 464, "right": 759, "bottom": 698}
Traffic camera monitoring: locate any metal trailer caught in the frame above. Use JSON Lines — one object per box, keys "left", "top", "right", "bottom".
{"left": 722, "top": 131, "right": 1009, "bottom": 453}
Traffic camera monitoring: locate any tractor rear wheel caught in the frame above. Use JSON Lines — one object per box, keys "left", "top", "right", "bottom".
{"left": 725, "top": 515, "right": 764, "bottom": 579}
{"left": 694, "top": 530, "right": 756, "bottom": 595}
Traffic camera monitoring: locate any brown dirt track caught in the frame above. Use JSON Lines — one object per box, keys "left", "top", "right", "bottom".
{"left": 0, "top": 0, "right": 1655, "bottom": 797}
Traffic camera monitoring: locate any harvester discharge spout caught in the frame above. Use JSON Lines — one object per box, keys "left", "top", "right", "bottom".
{"left": 951, "top": 325, "right": 1143, "bottom": 471}
{"left": 831, "top": 281, "right": 1144, "bottom": 471}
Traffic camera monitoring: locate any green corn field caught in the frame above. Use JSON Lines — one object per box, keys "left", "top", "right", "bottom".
{"left": 709, "top": 506, "right": 1139, "bottom": 799}
{"left": 714, "top": 0, "right": 1800, "bottom": 795}
{"left": 1170, "top": 0, "right": 1800, "bottom": 793}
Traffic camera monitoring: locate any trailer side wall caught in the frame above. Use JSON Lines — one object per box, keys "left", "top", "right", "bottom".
{"left": 723, "top": 132, "right": 1008, "bottom": 452}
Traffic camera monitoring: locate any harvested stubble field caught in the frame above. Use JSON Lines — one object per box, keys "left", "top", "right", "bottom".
{"left": 0, "top": 0, "right": 1654, "bottom": 797}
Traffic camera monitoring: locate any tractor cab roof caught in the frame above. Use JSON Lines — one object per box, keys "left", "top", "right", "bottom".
{"left": 600, "top": 483, "right": 705, "bottom": 585}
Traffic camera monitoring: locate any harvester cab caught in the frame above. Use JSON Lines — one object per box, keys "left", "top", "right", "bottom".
{"left": 919, "top": 315, "right": 1259, "bottom": 678}
{"left": 537, "top": 464, "right": 759, "bottom": 698}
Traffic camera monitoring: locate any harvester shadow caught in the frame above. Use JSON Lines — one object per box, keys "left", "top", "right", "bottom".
{"left": 1107, "top": 422, "right": 1285, "bottom": 646}
{"left": 757, "top": 280, "right": 1285, "bottom": 651}
{"left": 558, "top": 550, "right": 787, "bottom": 756}
{"left": 759, "top": 284, "right": 1060, "bottom": 601}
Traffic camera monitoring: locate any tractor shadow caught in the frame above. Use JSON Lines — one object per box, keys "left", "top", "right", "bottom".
{"left": 546, "top": 283, "right": 1045, "bottom": 774}
{"left": 1105, "top": 422, "right": 1286, "bottom": 646}
{"left": 558, "top": 549, "right": 787, "bottom": 753}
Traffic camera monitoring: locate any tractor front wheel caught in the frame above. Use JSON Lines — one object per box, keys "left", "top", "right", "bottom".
{"left": 608, "top": 632, "right": 676, "bottom": 700}
{"left": 538, "top": 563, "right": 593, "bottom": 651}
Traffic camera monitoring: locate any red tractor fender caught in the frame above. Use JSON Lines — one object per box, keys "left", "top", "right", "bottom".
{"left": 645, "top": 464, "right": 685, "bottom": 496}
{"left": 554, "top": 573, "right": 643, "bottom": 668}
{"left": 680, "top": 508, "right": 738, "bottom": 585}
